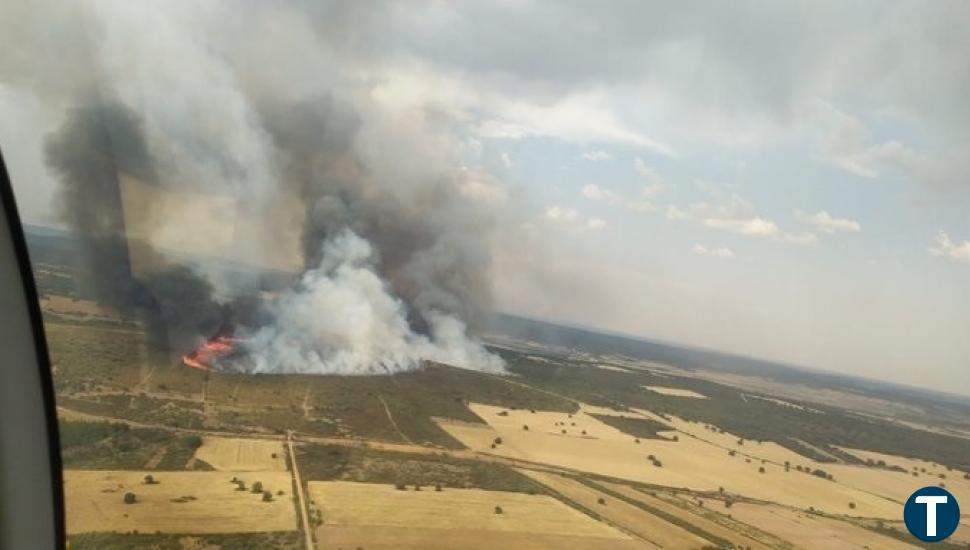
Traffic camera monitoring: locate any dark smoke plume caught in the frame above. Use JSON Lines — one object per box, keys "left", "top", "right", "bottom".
{"left": 45, "top": 97, "right": 226, "bottom": 353}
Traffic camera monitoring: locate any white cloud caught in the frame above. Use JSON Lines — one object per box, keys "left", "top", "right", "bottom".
{"left": 501, "top": 152, "right": 512, "bottom": 168}
{"left": 666, "top": 204, "right": 688, "bottom": 220}
{"left": 930, "top": 230, "right": 970, "bottom": 264}
{"left": 692, "top": 244, "right": 735, "bottom": 258}
{"left": 587, "top": 218, "right": 607, "bottom": 230}
{"left": 633, "top": 157, "right": 665, "bottom": 203}
{"left": 796, "top": 210, "right": 861, "bottom": 233}
{"left": 783, "top": 232, "right": 819, "bottom": 246}
{"left": 703, "top": 217, "right": 779, "bottom": 237}
{"left": 582, "top": 150, "right": 611, "bottom": 161}
{"left": 581, "top": 183, "right": 616, "bottom": 201}
{"left": 667, "top": 194, "right": 779, "bottom": 238}
{"left": 815, "top": 102, "right": 920, "bottom": 180}
{"left": 544, "top": 205, "right": 579, "bottom": 222}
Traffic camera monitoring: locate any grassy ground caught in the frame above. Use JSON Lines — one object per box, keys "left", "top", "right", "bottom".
{"left": 59, "top": 420, "right": 205, "bottom": 470}
{"left": 297, "top": 443, "right": 545, "bottom": 494}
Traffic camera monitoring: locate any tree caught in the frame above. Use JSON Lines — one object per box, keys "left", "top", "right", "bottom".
{"left": 263, "top": 491, "right": 273, "bottom": 502}
{"left": 124, "top": 492, "right": 136, "bottom": 504}
{"left": 252, "top": 481, "right": 263, "bottom": 493}
{"left": 395, "top": 483, "right": 406, "bottom": 491}
{"left": 718, "top": 486, "right": 724, "bottom": 493}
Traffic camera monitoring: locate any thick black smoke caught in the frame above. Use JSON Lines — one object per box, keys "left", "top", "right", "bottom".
{"left": 45, "top": 98, "right": 227, "bottom": 353}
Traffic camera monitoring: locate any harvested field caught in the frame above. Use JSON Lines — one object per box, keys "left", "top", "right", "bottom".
{"left": 594, "top": 481, "right": 774, "bottom": 549}
{"left": 518, "top": 469, "right": 710, "bottom": 549}
{"left": 193, "top": 437, "right": 286, "bottom": 471}
{"left": 718, "top": 502, "right": 919, "bottom": 549}
{"left": 641, "top": 386, "right": 708, "bottom": 399}
{"left": 308, "top": 480, "right": 641, "bottom": 549}
{"left": 439, "top": 403, "right": 905, "bottom": 518}
{"left": 64, "top": 470, "right": 296, "bottom": 535}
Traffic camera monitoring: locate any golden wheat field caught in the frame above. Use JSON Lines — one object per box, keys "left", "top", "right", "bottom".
{"left": 63, "top": 470, "right": 296, "bottom": 535}
{"left": 192, "top": 436, "right": 287, "bottom": 472}
{"left": 308, "top": 480, "right": 642, "bottom": 549}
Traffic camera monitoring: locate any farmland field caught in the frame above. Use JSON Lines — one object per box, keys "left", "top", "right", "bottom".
{"left": 308, "top": 480, "right": 642, "bottom": 549}
{"left": 64, "top": 470, "right": 297, "bottom": 535}
{"left": 193, "top": 436, "right": 287, "bottom": 471}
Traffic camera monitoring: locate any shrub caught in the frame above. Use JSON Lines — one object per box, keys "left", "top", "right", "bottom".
{"left": 395, "top": 483, "right": 406, "bottom": 491}
{"left": 143, "top": 475, "right": 157, "bottom": 485}
{"left": 758, "top": 467, "right": 766, "bottom": 474}
{"left": 262, "top": 491, "right": 273, "bottom": 502}
{"left": 252, "top": 481, "right": 263, "bottom": 493}
{"left": 597, "top": 497, "right": 606, "bottom": 505}
{"left": 848, "top": 502, "right": 856, "bottom": 510}
{"left": 494, "top": 506, "right": 503, "bottom": 514}
{"left": 435, "top": 483, "right": 442, "bottom": 492}
{"left": 123, "top": 492, "right": 136, "bottom": 504}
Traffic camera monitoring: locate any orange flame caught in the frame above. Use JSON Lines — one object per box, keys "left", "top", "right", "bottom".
{"left": 182, "top": 335, "right": 237, "bottom": 371}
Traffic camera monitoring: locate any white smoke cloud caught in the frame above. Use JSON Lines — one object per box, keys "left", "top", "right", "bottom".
{"left": 244, "top": 230, "right": 504, "bottom": 375}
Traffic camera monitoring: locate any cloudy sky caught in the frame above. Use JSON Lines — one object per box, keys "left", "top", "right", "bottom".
{"left": 2, "top": 1, "right": 969, "bottom": 394}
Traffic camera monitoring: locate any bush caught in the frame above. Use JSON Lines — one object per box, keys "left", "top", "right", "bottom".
{"left": 848, "top": 502, "right": 856, "bottom": 509}
{"left": 123, "top": 492, "right": 136, "bottom": 504}
{"left": 494, "top": 506, "right": 503, "bottom": 514}
{"left": 143, "top": 475, "right": 157, "bottom": 485}
{"left": 395, "top": 483, "right": 406, "bottom": 491}
{"left": 758, "top": 467, "right": 765, "bottom": 474}
{"left": 435, "top": 483, "right": 442, "bottom": 492}
{"left": 597, "top": 497, "right": 606, "bottom": 505}
{"left": 262, "top": 491, "right": 273, "bottom": 502}
{"left": 252, "top": 481, "right": 263, "bottom": 493}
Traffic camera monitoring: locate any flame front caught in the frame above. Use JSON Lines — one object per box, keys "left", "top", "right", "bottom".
{"left": 182, "top": 335, "right": 237, "bottom": 371}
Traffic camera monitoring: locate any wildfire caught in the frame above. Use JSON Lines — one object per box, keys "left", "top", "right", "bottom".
{"left": 182, "top": 335, "right": 237, "bottom": 371}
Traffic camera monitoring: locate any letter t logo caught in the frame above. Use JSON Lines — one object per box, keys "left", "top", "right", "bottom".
{"left": 915, "top": 495, "right": 948, "bottom": 537}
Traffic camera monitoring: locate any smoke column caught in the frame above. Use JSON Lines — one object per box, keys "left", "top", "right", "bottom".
{"left": 27, "top": 2, "right": 506, "bottom": 374}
